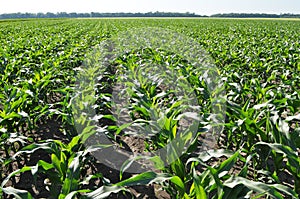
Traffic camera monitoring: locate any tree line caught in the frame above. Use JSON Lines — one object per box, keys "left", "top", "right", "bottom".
{"left": 0, "top": 12, "right": 299, "bottom": 19}
{"left": 211, "top": 13, "right": 300, "bottom": 18}
{"left": 0, "top": 12, "right": 206, "bottom": 19}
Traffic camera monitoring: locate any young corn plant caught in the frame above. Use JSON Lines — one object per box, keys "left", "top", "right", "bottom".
{"left": 1, "top": 134, "right": 107, "bottom": 199}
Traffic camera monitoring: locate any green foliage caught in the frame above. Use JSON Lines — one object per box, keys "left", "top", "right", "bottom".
{"left": 0, "top": 18, "right": 299, "bottom": 198}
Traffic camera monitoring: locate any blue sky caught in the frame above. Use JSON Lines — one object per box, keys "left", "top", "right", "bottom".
{"left": 0, "top": 0, "right": 299, "bottom": 15}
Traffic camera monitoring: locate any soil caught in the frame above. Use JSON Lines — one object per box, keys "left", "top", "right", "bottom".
{"left": 0, "top": 115, "right": 170, "bottom": 199}
{"left": 1, "top": 61, "right": 298, "bottom": 198}
{"left": 1, "top": 113, "right": 298, "bottom": 198}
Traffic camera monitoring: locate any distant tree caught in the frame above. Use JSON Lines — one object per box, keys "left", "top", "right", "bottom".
{"left": 2, "top": 12, "right": 299, "bottom": 20}
{"left": 209, "top": 13, "right": 299, "bottom": 18}
{"left": 45, "top": 12, "right": 56, "bottom": 18}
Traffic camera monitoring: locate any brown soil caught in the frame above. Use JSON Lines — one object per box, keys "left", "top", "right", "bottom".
{"left": 0, "top": 115, "right": 170, "bottom": 199}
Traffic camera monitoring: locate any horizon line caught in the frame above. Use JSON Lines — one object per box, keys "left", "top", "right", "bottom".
{"left": 0, "top": 11, "right": 300, "bottom": 16}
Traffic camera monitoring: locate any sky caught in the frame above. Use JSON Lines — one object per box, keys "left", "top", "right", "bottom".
{"left": 0, "top": 0, "right": 299, "bottom": 16}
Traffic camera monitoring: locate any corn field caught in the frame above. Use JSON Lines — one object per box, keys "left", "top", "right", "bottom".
{"left": 0, "top": 18, "right": 300, "bottom": 199}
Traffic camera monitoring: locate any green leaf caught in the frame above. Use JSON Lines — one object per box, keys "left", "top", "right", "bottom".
{"left": 2, "top": 187, "right": 33, "bottom": 199}
{"left": 217, "top": 151, "right": 239, "bottom": 178}
{"left": 196, "top": 149, "right": 234, "bottom": 162}
{"left": 52, "top": 153, "right": 63, "bottom": 177}
{"left": 65, "top": 189, "right": 91, "bottom": 199}
{"left": 85, "top": 186, "right": 126, "bottom": 199}
{"left": 224, "top": 176, "right": 298, "bottom": 198}
{"left": 61, "top": 155, "right": 81, "bottom": 196}
{"left": 13, "top": 142, "right": 52, "bottom": 158}
{"left": 31, "top": 160, "right": 54, "bottom": 176}
{"left": 169, "top": 175, "right": 185, "bottom": 193}
{"left": 115, "top": 171, "right": 171, "bottom": 187}
{"left": 1, "top": 166, "right": 32, "bottom": 188}
{"left": 254, "top": 142, "right": 300, "bottom": 176}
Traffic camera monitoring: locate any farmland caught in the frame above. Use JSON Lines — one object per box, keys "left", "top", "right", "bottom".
{"left": 0, "top": 18, "right": 300, "bottom": 198}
